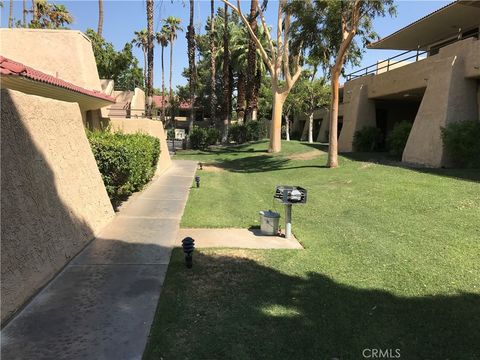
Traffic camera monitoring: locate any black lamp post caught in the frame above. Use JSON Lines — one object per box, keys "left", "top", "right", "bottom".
{"left": 195, "top": 175, "right": 200, "bottom": 188}
{"left": 181, "top": 237, "right": 195, "bottom": 268}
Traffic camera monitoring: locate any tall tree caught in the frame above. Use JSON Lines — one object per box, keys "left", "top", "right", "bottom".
{"left": 97, "top": 0, "right": 103, "bottom": 36}
{"left": 223, "top": 0, "right": 302, "bottom": 153}
{"left": 186, "top": 0, "right": 197, "bottom": 132}
{"left": 23, "top": 0, "right": 27, "bottom": 26}
{"left": 296, "top": 76, "right": 329, "bottom": 143}
{"left": 291, "top": 0, "right": 395, "bottom": 167}
{"left": 132, "top": 29, "right": 148, "bottom": 87}
{"left": 221, "top": 2, "right": 231, "bottom": 142}
{"left": 146, "top": 0, "right": 154, "bottom": 118}
{"left": 29, "top": 1, "right": 73, "bottom": 28}
{"left": 164, "top": 16, "right": 183, "bottom": 121}
{"left": 8, "top": 0, "right": 13, "bottom": 28}
{"left": 87, "top": 29, "right": 144, "bottom": 90}
{"left": 209, "top": 0, "right": 217, "bottom": 126}
{"left": 156, "top": 27, "right": 169, "bottom": 123}
{"left": 244, "top": 0, "right": 258, "bottom": 122}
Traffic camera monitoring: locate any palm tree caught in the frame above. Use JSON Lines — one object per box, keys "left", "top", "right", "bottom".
{"left": 245, "top": 0, "right": 258, "bottom": 122}
{"left": 221, "top": 3, "right": 231, "bottom": 142}
{"left": 187, "top": 1, "right": 196, "bottom": 133}
{"left": 97, "top": 0, "right": 103, "bottom": 36}
{"left": 164, "top": 16, "right": 183, "bottom": 120}
{"left": 156, "top": 27, "right": 169, "bottom": 123}
{"left": 8, "top": 0, "right": 13, "bottom": 28}
{"left": 23, "top": 0, "right": 27, "bottom": 26}
{"left": 146, "top": 0, "right": 154, "bottom": 118}
{"left": 132, "top": 29, "right": 148, "bottom": 88}
{"left": 209, "top": 0, "right": 216, "bottom": 126}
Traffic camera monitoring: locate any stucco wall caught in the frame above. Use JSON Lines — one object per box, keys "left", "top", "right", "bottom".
{"left": 109, "top": 118, "right": 172, "bottom": 175}
{"left": 130, "top": 88, "right": 146, "bottom": 118}
{"left": 1, "top": 89, "right": 114, "bottom": 325}
{"left": 339, "top": 37, "right": 480, "bottom": 166}
{"left": 0, "top": 29, "right": 102, "bottom": 92}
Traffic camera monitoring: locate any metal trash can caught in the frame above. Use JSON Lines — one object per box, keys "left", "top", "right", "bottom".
{"left": 259, "top": 210, "right": 280, "bottom": 236}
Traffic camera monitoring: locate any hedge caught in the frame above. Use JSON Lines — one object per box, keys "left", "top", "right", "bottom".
{"left": 387, "top": 121, "right": 413, "bottom": 159}
{"left": 189, "top": 127, "right": 220, "bottom": 150}
{"left": 228, "top": 122, "right": 267, "bottom": 144}
{"left": 87, "top": 130, "right": 160, "bottom": 204}
{"left": 441, "top": 120, "right": 480, "bottom": 168}
{"left": 353, "top": 126, "right": 383, "bottom": 152}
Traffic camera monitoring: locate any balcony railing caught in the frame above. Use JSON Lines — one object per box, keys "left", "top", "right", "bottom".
{"left": 345, "top": 47, "right": 427, "bottom": 81}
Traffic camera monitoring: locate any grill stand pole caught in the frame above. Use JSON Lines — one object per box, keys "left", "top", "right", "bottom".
{"left": 285, "top": 204, "right": 292, "bottom": 239}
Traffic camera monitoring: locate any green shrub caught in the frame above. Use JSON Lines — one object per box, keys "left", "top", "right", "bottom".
{"left": 441, "top": 120, "right": 480, "bottom": 168}
{"left": 245, "top": 121, "right": 267, "bottom": 141}
{"left": 189, "top": 127, "right": 207, "bottom": 150}
{"left": 228, "top": 122, "right": 267, "bottom": 144}
{"left": 189, "top": 127, "right": 219, "bottom": 150}
{"left": 228, "top": 123, "right": 248, "bottom": 144}
{"left": 387, "top": 121, "right": 413, "bottom": 159}
{"left": 353, "top": 126, "right": 383, "bottom": 152}
{"left": 205, "top": 127, "right": 220, "bottom": 146}
{"left": 87, "top": 130, "right": 160, "bottom": 205}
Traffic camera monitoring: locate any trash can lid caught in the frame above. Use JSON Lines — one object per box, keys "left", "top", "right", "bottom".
{"left": 259, "top": 210, "right": 280, "bottom": 218}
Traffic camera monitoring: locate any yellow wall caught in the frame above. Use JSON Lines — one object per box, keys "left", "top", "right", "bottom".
{"left": 1, "top": 89, "right": 114, "bottom": 324}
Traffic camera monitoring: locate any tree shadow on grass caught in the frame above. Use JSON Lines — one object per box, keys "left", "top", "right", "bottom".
{"left": 215, "top": 155, "right": 328, "bottom": 173}
{"left": 145, "top": 250, "right": 480, "bottom": 360}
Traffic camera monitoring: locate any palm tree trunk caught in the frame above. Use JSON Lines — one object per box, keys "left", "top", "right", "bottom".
{"left": 9, "top": 0, "right": 14, "bottom": 28}
{"left": 187, "top": 0, "right": 196, "bottom": 133}
{"left": 146, "top": 0, "right": 154, "bottom": 118}
{"left": 32, "top": 0, "right": 37, "bottom": 22}
{"left": 169, "top": 33, "right": 174, "bottom": 120}
{"left": 97, "top": 0, "right": 104, "bottom": 36}
{"left": 209, "top": 0, "right": 216, "bottom": 126}
{"left": 221, "top": 2, "right": 230, "bottom": 143}
{"left": 237, "top": 72, "right": 246, "bottom": 124}
{"left": 142, "top": 48, "right": 147, "bottom": 89}
{"left": 161, "top": 45, "right": 166, "bottom": 123}
{"left": 23, "top": 0, "right": 27, "bottom": 27}
{"left": 245, "top": 0, "right": 258, "bottom": 123}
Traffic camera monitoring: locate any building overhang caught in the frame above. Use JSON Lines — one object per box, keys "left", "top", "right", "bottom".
{"left": 368, "top": 1, "right": 480, "bottom": 50}
{"left": 0, "top": 56, "right": 115, "bottom": 110}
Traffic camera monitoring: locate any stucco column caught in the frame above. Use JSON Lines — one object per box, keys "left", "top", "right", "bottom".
{"left": 338, "top": 80, "right": 376, "bottom": 152}
{"left": 403, "top": 56, "right": 478, "bottom": 167}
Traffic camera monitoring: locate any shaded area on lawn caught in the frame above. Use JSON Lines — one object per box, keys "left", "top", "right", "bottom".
{"left": 144, "top": 250, "right": 480, "bottom": 360}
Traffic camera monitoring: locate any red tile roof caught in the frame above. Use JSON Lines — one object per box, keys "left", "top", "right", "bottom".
{"left": 0, "top": 56, "right": 115, "bottom": 102}
{"left": 153, "top": 95, "right": 191, "bottom": 110}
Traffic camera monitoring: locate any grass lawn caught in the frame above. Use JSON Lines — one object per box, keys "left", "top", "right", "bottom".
{"left": 144, "top": 141, "right": 479, "bottom": 360}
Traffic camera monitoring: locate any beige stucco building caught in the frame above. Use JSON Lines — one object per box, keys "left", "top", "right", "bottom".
{"left": 1, "top": 29, "right": 171, "bottom": 324}
{"left": 295, "top": 1, "right": 480, "bottom": 168}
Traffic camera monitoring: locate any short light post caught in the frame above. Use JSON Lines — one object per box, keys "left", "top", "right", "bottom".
{"left": 181, "top": 237, "right": 195, "bottom": 268}
{"left": 195, "top": 175, "right": 200, "bottom": 188}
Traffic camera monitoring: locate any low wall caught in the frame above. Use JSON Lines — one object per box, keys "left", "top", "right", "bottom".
{"left": 109, "top": 118, "right": 172, "bottom": 175}
{"left": 1, "top": 89, "right": 114, "bottom": 325}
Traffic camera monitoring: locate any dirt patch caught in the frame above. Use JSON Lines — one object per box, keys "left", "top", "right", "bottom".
{"left": 202, "top": 164, "right": 226, "bottom": 172}
{"left": 286, "top": 150, "right": 325, "bottom": 161}
{"left": 359, "top": 162, "right": 377, "bottom": 169}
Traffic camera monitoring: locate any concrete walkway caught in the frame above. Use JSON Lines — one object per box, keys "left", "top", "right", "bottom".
{"left": 178, "top": 228, "right": 303, "bottom": 249}
{"left": 1, "top": 160, "right": 197, "bottom": 360}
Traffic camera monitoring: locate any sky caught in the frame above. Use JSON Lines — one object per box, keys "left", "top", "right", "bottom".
{"left": 2, "top": 0, "right": 451, "bottom": 89}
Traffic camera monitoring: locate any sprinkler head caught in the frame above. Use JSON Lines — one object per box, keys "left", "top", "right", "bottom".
{"left": 181, "top": 237, "right": 195, "bottom": 268}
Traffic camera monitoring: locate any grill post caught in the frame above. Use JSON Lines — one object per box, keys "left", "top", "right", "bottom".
{"left": 285, "top": 204, "right": 292, "bottom": 239}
